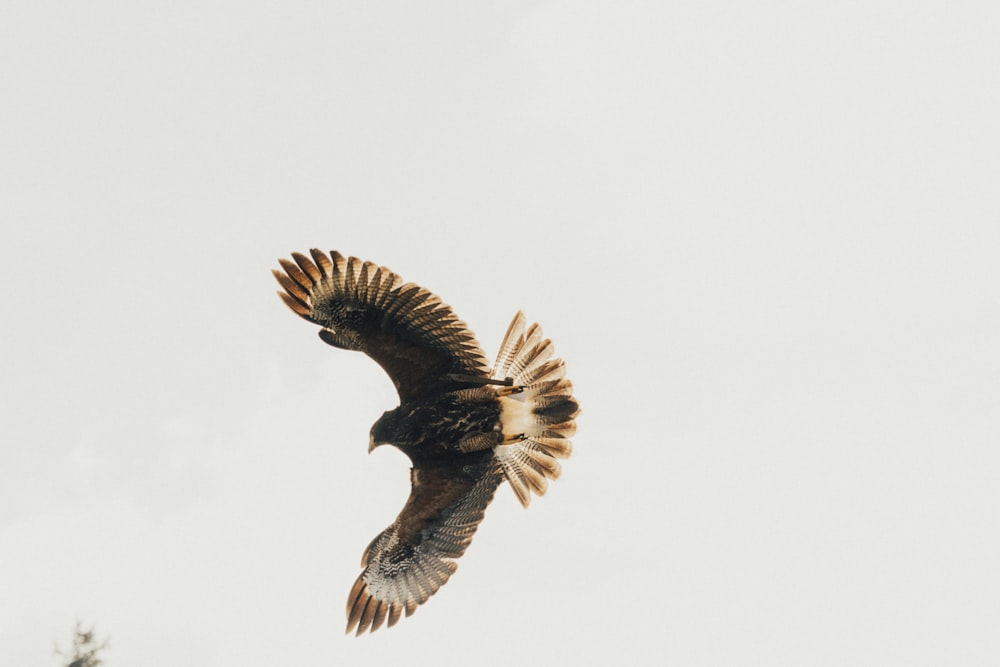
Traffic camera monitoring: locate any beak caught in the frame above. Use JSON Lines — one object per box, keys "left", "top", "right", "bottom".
{"left": 368, "top": 434, "right": 377, "bottom": 454}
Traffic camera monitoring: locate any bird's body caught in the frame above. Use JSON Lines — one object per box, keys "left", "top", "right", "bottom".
{"left": 370, "top": 389, "right": 502, "bottom": 460}
{"left": 274, "top": 249, "right": 579, "bottom": 635}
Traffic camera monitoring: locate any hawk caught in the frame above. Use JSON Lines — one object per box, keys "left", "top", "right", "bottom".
{"left": 274, "top": 250, "right": 579, "bottom": 635}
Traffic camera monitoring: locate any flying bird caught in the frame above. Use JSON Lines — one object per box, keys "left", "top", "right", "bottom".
{"left": 274, "top": 249, "right": 580, "bottom": 636}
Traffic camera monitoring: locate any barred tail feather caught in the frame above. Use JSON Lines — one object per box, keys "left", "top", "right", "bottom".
{"left": 492, "top": 311, "right": 580, "bottom": 508}
{"left": 492, "top": 311, "right": 527, "bottom": 379}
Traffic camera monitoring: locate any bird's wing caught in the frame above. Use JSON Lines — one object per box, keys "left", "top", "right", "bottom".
{"left": 274, "top": 249, "right": 491, "bottom": 402}
{"left": 345, "top": 452, "right": 503, "bottom": 635}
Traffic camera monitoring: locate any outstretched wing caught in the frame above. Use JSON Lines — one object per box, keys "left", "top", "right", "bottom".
{"left": 346, "top": 452, "right": 503, "bottom": 635}
{"left": 274, "top": 249, "right": 491, "bottom": 402}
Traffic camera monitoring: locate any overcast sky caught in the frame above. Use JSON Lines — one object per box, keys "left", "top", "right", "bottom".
{"left": 2, "top": 2, "right": 998, "bottom": 665}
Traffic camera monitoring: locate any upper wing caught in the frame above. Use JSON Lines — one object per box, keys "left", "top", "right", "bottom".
{"left": 274, "top": 249, "right": 491, "bottom": 402}
{"left": 345, "top": 452, "right": 503, "bottom": 635}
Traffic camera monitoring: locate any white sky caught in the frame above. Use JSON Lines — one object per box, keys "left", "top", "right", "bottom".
{"left": 2, "top": 1, "right": 998, "bottom": 665}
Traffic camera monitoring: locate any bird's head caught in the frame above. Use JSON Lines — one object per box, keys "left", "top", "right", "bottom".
{"left": 369, "top": 408, "right": 400, "bottom": 453}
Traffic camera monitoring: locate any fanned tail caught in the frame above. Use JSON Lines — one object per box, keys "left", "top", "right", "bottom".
{"left": 492, "top": 311, "right": 579, "bottom": 508}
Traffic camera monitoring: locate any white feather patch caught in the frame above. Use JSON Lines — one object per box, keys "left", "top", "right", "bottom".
{"left": 499, "top": 393, "right": 541, "bottom": 438}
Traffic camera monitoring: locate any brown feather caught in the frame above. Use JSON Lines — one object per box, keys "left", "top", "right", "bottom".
{"left": 356, "top": 261, "right": 372, "bottom": 303}
{"left": 277, "top": 291, "right": 311, "bottom": 317}
{"left": 277, "top": 258, "right": 312, "bottom": 291}
{"left": 345, "top": 577, "right": 366, "bottom": 634}
{"left": 524, "top": 443, "right": 562, "bottom": 478}
{"left": 520, "top": 459, "right": 548, "bottom": 496}
{"left": 290, "top": 252, "right": 321, "bottom": 285}
{"left": 357, "top": 595, "right": 377, "bottom": 636}
{"left": 370, "top": 600, "right": 388, "bottom": 633}
{"left": 272, "top": 269, "right": 310, "bottom": 303}
{"left": 492, "top": 310, "right": 526, "bottom": 379}
{"left": 543, "top": 421, "right": 577, "bottom": 438}
{"left": 519, "top": 358, "right": 564, "bottom": 385}
{"left": 387, "top": 603, "right": 402, "bottom": 628}
{"left": 328, "top": 250, "right": 347, "bottom": 278}
{"left": 533, "top": 436, "right": 573, "bottom": 459}
{"left": 310, "top": 247, "right": 333, "bottom": 277}
{"left": 344, "top": 256, "right": 359, "bottom": 299}
{"left": 509, "top": 475, "right": 531, "bottom": 508}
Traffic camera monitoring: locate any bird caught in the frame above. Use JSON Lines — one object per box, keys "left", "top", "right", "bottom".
{"left": 273, "top": 249, "right": 579, "bottom": 636}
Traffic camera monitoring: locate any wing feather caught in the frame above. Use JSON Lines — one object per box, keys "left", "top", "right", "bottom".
{"left": 309, "top": 247, "right": 333, "bottom": 276}
{"left": 291, "top": 251, "right": 321, "bottom": 284}
{"left": 345, "top": 454, "right": 503, "bottom": 635}
{"left": 387, "top": 600, "right": 403, "bottom": 628}
{"left": 278, "top": 258, "right": 311, "bottom": 291}
{"left": 272, "top": 270, "right": 310, "bottom": 303}
{"left": 275, "top": 249, "right": 491, "bottom": 402}
{"left": 277, "top": 290, "right": 311, "bottom": 317}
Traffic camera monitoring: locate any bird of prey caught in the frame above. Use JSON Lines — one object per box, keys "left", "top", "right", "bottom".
{"left": 274, "top": 249, "right": 579, "bottom": 636}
